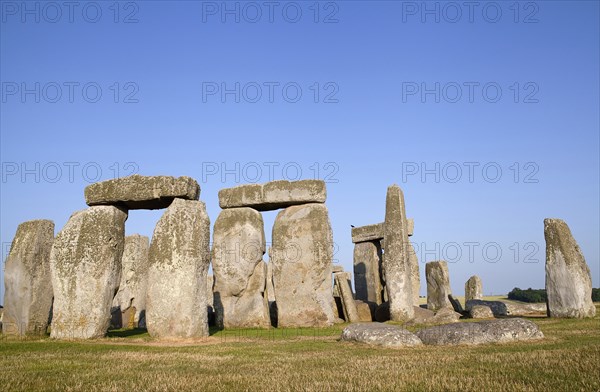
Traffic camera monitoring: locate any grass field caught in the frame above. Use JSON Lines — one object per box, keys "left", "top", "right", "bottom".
{"left": 1, "top": 303, "right": 599, "bottom": 392}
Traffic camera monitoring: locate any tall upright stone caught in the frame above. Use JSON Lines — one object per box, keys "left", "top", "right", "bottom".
{"left": 408, "top": 243, "right": 420, "bottom": 305}
{"left": 353, "top": 240, "right": 383, "bottom": 307}
{"left": 212, "top": 207, "right": 270, "bottom": 328}
{"left": 383, "top": 185, "right": 414, "bottom": 322}
{"left": 111, "top": 234, "right": 150, "bottom": 329}
{"left": 465, "top": 275, "right": 483, "bottom": 304}
{"left": 426, "top": 261, "right": 452, "bottom": 312}
{"left": 271, "top": 203, "right": 336, "bottom": 327}
{"left": 146, "top": 198, "right": 211, "bottom": 338}
{"left": 3, "top": 220, "right": 54, "bottom": 336}
{"left": 334, "top": 272, "right": 360, "bottom": 322}
{"left": 50, "top": 206, "right": 127, "bottom": 339}
{"left": 544, "top": 218, "right": 596, "bottom": 318}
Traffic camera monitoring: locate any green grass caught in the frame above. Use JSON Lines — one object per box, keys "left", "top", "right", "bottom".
{"left": 1, "top": 305, "right": 599, "bottom": 392}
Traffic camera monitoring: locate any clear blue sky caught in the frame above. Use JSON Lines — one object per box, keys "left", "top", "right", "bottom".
{"left": 1, "top": 1, "right": 599, "bottom": 304}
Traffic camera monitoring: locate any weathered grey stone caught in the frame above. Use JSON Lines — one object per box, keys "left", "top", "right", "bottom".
{"left": 271, "top": 203, "right": 335, "bottom": 327}
{"left": 2, "top": 220, "right": 54, "bottom": 336}
{"left": 50, "top": 206, "right": 127, "bottom": 339}
{"left": 146, "top": 199, "right": 210, "bottom": 338}
{"left": 432, "top": 307, "right": 462, "bottom": 324}
{"left": 408, "top": 243, "right": 420, "bottom": 305}
{"left": 426, "top": 261, "right": 452, "bottom": 312}
{"left": 416, "top": 318, "right": 544, "bottom": 346}
{"left": 111, "top": 234, "right": 149, "bottom": 329}
{"left": 353, "top": 241, "right": 383, "bottom": 307}
{"left": 469, "top": 305, "right": 494, "bottom": 319}
{"left": 219, "top": 180, "right": 326, "bottom": 211}
{"left": 465, "top": 299, "right": 546, "bottom": 317}
{"left": 355, "top": 300, "right": 373, "bottom": 322}
{"left": 448, "top": 294, "right": 464, "bottom": 313}
{"left": 351, "top": 223, "right": 384, "bottom": 243}
{"left": 341, "top": 323, "right": 422, "bottom": 347}
{"left": 465, "top": 275, "right": 483, "bottom": 303}
{"left": 383, "top": 185, "right": 414, "bottom": 322}
{"left": 212, "top": 207, "right": 270, "bottom": 328}
{"left": 335, "top": 272, "right": 360, "bottom": 323}
{"left": 265, "top": 261, "right": 275, "bottom": 303}
{"left": 544, "top": 218, "right": 596, "bottom": 318}
{"left": 85, "top": 175, "right": 200, "bottom": 210}
{"left": 405, "top": 306, "right": 435, "bottom": 325}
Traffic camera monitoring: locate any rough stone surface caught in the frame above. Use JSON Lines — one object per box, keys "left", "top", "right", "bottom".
{"left": 219, "top": 180, "right": 326, "bottom": 211}
{"left": 50, "top": 206, "right": 127, "bottom": 339}
{"left": 355, "top": 300, "right": 373, "bottom": 322}
{"left": 3, "top": 220, "right": 54, "bottom": 336}
{"left": 465, "top": 300, "right": 546, "bottom": 317}
{"left": 383, "top": 185, "right": 414, "bottom": 322}
{"left": 271, "top": 203, "right": 335, "bottom": 327}
{"left": 406, "top": 306, "right": 436, "bottom": 325}
{"left": 408, "top": 243, "right": 420, "bottom": 305}
{"left": 335, "top": 272, "right": 360, "bottom": 323}
{"left": 265, "top": 261, "right": 275, "bottom": 303}
{"left": 331, "top": 265, "right": 344, "bottom": 273}
{"left": 341, "top": 323, "right": 422, "bottom": 347}
{"left": 351, "top": 223, "right": 384, "bottom": 243}
{"left": 426, "top": 261, "right": 452, "bottom": 312}
{"left": 212, "top": 207, "right": 270, "bottom": 328}
{"left": 111, "top": 234, "right": 149, "bottom": 329}
{"left": 85, "top": 175, "right": 200, "bottom": 210}
{"left": 353, "top": 241, "right": 383, "bottom": 307}
{"left": 470, "top": 305, "right": 494, "bottom": 319}
{"left": 416, "top": 318, "right": 544, "bottom": 346}
{"left": 432, "top": 307, "right": 462, "bottom": 324}
{"left": 544, "top": 218, "right": 596, "bottom": 318}
{"left": 146, "top": 199, "right": 210, "bottom": 338}
{"left": 465, "top": 275, "right": 483, "bottom": 303}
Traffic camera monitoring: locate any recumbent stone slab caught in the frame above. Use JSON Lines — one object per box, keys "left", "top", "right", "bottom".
{"left": 341, "top": 323, "right": 422, "bottom": 347}
{"left": 85, "top": 175, "right": 200, "bottom": 210}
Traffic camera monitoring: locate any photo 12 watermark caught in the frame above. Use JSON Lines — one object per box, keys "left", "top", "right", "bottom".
{"left": 200, "top": 1, "right": 340, "bottom": 24}
{"left": 401, "top": 82, "right": 539, "bottom": 104}
{"left": 1, "top": 82, "right": 140, "bottom": 104}
{"left": 400, "top": 1, "right": 540, "bottom": 24}
{"left": 1, "top": 1, "right": 140, "bottom": 24}
{"left": 411, "top": 241, "right": 541, "bottom": 264}
{"left": 201, "top": 161, "right": 340, "bottom": 184}
{"left": 1, "top": 161, "right": 140, "bottom": 184}
{"left": 201, "top": 82, "right": 339, "bottom": 104}
{"left": 401, "top": 161, "right": 540, "bottom": 184}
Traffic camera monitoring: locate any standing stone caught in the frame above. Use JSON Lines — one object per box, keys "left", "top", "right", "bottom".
{"left": 212, "top": 207, "right": 270, "bottom": 328}
{"left": 408, "top": 243, "right": 420, "bottom": 305}
{"left": 544, "top": 218, "right": 596, "bottom": 318}
{"left": 383, "top": 185, "right": 414, "bottom": 322}
{"left": 465, "top": 275, "right": 483, "bottom": 304}
{"left": 146, "top": 199, "right": 210, "bottom": 338}
{"left": 334, "top": 272, "right": 360, "bottom": 323}
{"left": 3, "top": 220, "right": 54, "bottom": 336}
{"left": 50, "top": 206, "right": 127, "bottom": 339}
{"left": 111, "top": 234, "right": 150, "bottom": 329}
{"left": 271, "top": 203, "right": 336, "bottom": 327}
{"left": 353, "top": 241, "right": 383, "bottom": 307}
{"left": 265, "top": 260, "right": 275, "bottom": 303}
{"left": 426, "top": 261, "right": 452, "bottom": 312}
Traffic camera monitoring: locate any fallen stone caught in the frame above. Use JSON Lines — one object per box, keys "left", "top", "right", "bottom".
{"left": 341, "top": 323, "right": 422, "bottom": 347}
{"left": 465, "top": 299, "right": 546, "bottom": 317}
{"left": 432, "top": 307, "right": 462, "bottom": 324}
{"left": 85, "top": 175, "right": 200, "bottom": 210}
{"left": 111, "top": 234, "right": 149, "bottom": 329}
{"left": 448, "top": 294, "right": 464, "bottom": 313}
{"left": 426, "top": 261, "right": 452, "bottom": 312}
{"left": 470, "top": 305, "right": 494, "bottom": 319}
{"left": 212, "top": 207, "right": 270, "bottom": 328}
{"left": 465, "top": 275, "right": 483, "bottom": 303}
{"left": 353, "top": 240, "right": 383, "bottom": 307}
{"left": 2, "top": 220, "right": 54, "bottom": 336}
{"left": 146, "top": 199, "right": 210, "bottom": 338}
{"left": 50, "top": 206, "right": 127, "bottom": 339}
{"left": 271, "top": 203, "right": 336, "bottom": 327}
{"left": 544, "top": 218, "right": 596, "bottom": 318}
{"left": 218, "top": 180, "right": 326, "bottom": 211}
{"left": 416, "top": 318, "right": 544, "bottom": 345}
{"left": 383, "top": 185, "right": 414, "bottom": 322}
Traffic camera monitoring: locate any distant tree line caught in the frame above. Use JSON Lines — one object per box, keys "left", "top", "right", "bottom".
{"left": 508, "top": 287, "right": 600, "bottom": 302}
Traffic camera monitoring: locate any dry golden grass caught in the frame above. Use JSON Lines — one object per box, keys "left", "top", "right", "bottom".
{"left": 1, "top": 305, "right": 599, "bottom": 392}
